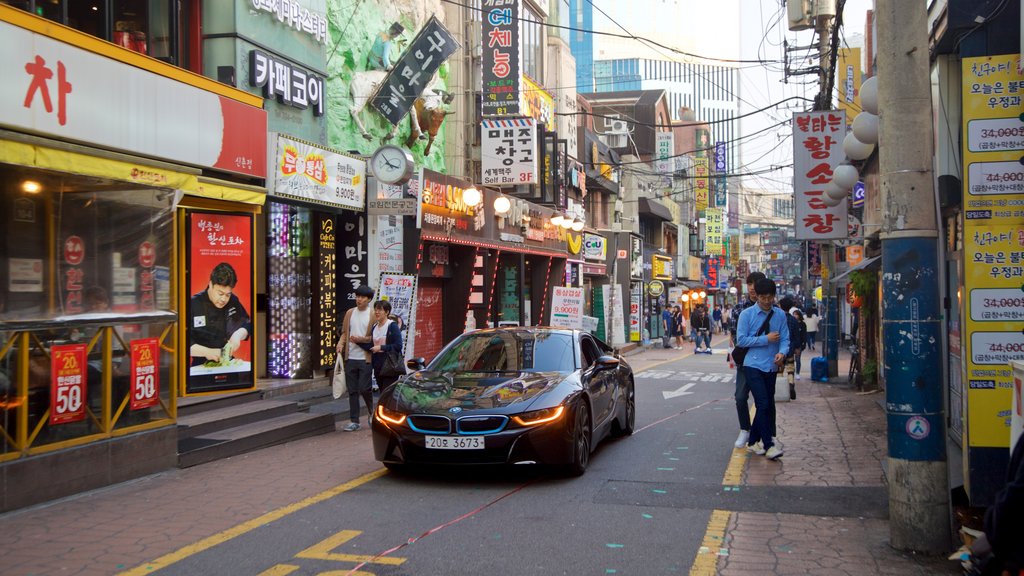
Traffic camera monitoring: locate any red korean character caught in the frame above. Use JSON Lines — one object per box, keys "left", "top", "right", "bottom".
{"left": 806, "top": 163, "right": 834, "bottom": 185}
{"left": 803, "top": 213, "right": 838, "bottom": 234}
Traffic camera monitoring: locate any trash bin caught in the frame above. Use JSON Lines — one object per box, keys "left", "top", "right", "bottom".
{"left": 811, "top": 356, "right": 829, "bottom": 382}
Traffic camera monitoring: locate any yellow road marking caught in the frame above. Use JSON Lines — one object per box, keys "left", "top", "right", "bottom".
{"left": 118, "top": 468, "right": 389, "bottom": 576}
{"left": 257, "top": 565, "right": 300, "bottom": 576}
{"left": 689, "top": 509, "right": 732, "bottom": 576}
{"left": 295, "top": 529, "right": 406, "bottom": 565}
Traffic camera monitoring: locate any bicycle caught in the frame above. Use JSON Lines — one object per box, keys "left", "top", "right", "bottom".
{"left": 848, "top": 342, "right": 861, "bottom": 388}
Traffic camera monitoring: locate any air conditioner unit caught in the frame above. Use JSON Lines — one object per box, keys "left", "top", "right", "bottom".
{"left": 609, "top": 120, "right": 627, "bottom": 133}
{"left": 602, "top": 133, "right": 627, "bottom": 149}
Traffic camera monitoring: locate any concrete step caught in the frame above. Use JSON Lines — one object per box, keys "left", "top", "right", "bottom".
{"left": 177, "top": 411, "right": 336, "bottom": 468}
{"left": 177, "top": 399, "right": 300, "bottom": 440}
{"left": 177, "top": 390, "right": 262, "bottom": 417}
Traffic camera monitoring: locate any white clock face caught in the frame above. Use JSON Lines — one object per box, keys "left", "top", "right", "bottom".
{"left": 371, "top": 146, "right": 412, "bottom": 185}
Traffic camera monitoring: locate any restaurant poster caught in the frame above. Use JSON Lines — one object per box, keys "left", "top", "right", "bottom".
{"left": 50, "top": 344, "right": 87, "bottom": 425}
{"left": 551, "top": 286, "right": 584, "bottom": 329}
{"left": 961, "top": 54, "right": 1024, "bottom": 449}
{"left": 378, "top": 273, "right": 417, "bottom": 357}
{"left": 185, "top": 212, "right": 254, "bottom": 394}
{"left": 129, "top": 338, "right": 160, "bottom": 410}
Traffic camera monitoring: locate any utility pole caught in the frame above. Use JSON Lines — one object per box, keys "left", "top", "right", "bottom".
{"left": 876, "top": 0, "right": 950, "bottom": 553}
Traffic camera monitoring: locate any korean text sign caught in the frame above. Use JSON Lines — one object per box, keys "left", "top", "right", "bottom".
{"left": 370, "top": 16, "right": 459, "bottom": 126}
{"left": 694, "top": 158, "right": 709, "bottom": 212}
{"left": 551, "top": 286, "right": 584, "bottom": 329}
{"left": 481, "top": 118, "right": 538, "bottom": 184}
{"left": 705, "top": 208, "right": 724, "bottom": 256}
{"left": 481, "top": 0, "right": 522, "bottom": 116}
{"left": 130, "top": 338, "right": 160, "bottom": 410}
{"left": 268, "top": 134, "right": 366, "bottom": 211}
{"left": 961, "top": 53, "right": 1024, "bottom": 448}
{"left": 793, "top": 110, "right": 848, "bottom": 240}
{"left": 50, "top": 344, "right": 87, "bottom": 425}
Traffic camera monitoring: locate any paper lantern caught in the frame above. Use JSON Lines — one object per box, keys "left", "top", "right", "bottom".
{"left": 833, "top": 163, "right": 860, "bottom": 190}
{"left": 852, "top": 112, "right": 879, "bottom": 145}
{"left": 826, "top": 180, "right": 848, "bottom": 200}
{"left": 843, "top": 132, "right": 875, "bottom": 161}
{"left": 861, "top": 76, "right": 878, "bottom": 115}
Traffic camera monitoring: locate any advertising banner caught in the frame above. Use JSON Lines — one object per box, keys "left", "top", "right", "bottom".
{"left": 129, "top": 338, "right": 160, "bottom": 410}
{"left": 583, "top": 233, "right": 607, "bottom": 261}
{"left": 962, "top": 53, "right": 1024, "bottom": 450}
{"left": 267, "top": 134, "right": 366, "bottom": 211}
{"left": 369, "top": 16, "right": 459, "bottom": 126}
{"left": 705, "top": 208, "right": 724, "bottom": 256}
{"left": 481, "top": 118, "right": 538, "bottom": 184}
{"left": 186, "top": 212, "right": 254, "bottom": 394}
{"left": 481, "top": 0, "right": 522, "bottom": 116}
{"left": 793, "top": 110, "right": 848, "bottom": 240}
{"left": 837, "top": 48, "right": 862, "bottom": 126}
{"left": 551, "top": 286, "right": 584, "bottom": 329}
{"left": 629, "top": 281, "right": 642, "bottom": 342}
{"left": 655, "top": 132, "right": 674, "bottom": 176}
{"left": 694, "top": 157, "right": 710, "bottom": 212}
{"left": 378, "top": 273, "right": 417, "bottom": 356}
{"left": 50, "top": 344, "right": 87, "bottom": 425}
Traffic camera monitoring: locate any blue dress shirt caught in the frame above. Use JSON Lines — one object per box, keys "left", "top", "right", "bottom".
{"left": 736, "top": 304, "right": 791, "bottom": 373}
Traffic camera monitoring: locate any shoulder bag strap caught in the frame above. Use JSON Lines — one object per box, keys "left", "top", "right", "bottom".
{"left": 755, "top": 310, "right": 774, "bottom": 337}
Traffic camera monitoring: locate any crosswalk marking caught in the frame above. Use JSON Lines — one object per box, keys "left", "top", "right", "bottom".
{"left": 636, "top": 370, "right": 734, "bottom": 383}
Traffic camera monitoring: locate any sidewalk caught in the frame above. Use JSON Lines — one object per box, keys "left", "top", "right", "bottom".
{"left": 619, "top": 340, "right": 957, "bottom": 575}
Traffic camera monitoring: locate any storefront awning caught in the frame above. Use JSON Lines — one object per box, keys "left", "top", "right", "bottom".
{"left": 831, "top": 255, "right": 880, "bottom": 283}
{"left": 638, "top": 196, "right": 673, "bottom": 221}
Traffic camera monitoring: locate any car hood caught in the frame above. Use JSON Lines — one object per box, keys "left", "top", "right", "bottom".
{"left": 390, "top": 370, "right": 566, "bottom": 414}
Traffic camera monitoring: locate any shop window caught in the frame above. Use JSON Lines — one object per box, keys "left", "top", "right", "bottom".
{"left": 1, "top": 164, "right": 176, "bottom": 452}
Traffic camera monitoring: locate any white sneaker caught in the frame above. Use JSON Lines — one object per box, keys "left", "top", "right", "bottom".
{"left": 734, "top": 430, "right": 750, "bottom": 448}
{"left": 746, "top": 441, "right": 766, "bottom": 455}
{"left": 765, "top": 445, "right": 784, "bottom": 460}
{"left": 795, "top": 374, "right": 801, "bottom": 380}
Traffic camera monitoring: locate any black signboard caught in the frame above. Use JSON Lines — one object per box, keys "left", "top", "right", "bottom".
{"left": 481, "top": 0, "right": 521, "bottom": 116}
{"left": 369, "top": 16, "right": 460, "bottom": 126}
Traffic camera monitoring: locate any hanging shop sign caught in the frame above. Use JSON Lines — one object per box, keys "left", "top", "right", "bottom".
{"left": 50, "top": 344, "right": 87, "bottom": 425}
{"left": 481, "top": 118, "right": 538, "bottom": 184}
{"left": 481, "top": 0, "right": 522, "bottom": 116}
{"left": 651, "top": 255, "right": 673, "bottom": 281}
{"left": 694, "top": 157, "right": 709, "bottom": 212}
{"left": 267, "top": 134, "right": 365, "bottom": 211}
{"left": 1, "top": 20, "right": 266, "bottom": 178}
{"left": 629, "top": 281, "right": 642, "bottom": 342}
{"left": 630, "top": 235, "right": 643, "bottom": 280}
{"left": 648, "top": 280, "right": 664, "bottom": 297}
{"left": 314, "top": 214, "right": 337, "bottom": 369}
{"left": 961, "top": 53, "right": 1024, "bottom": 456}
{"left": 837, "top": 48, "right": 862, "bottom": 126}
{"left": 792, "top": 110, "right": 848, "bottom": 240}
{"left": 369, "top": 16, "right": 460, "bottom": 126}
{"left": 655, "top": 132, "right": 674, "bottom": 176}
{"left": 249, "top": 51, "right": 325, "bottom": 116}
{"left": 583, "top": 233, "right": 607, "bottom": 261}
{"left": 250, "top": 0, "right": 328, "bottom": 45}
{"left": 703, "top": 256, "right": 725, "bottom": 289}
{"left": 705, "top": 208, "right": 724, "bottom": 256}
{"left": 521, "top": 75, "right": 554, "bottom": 125}
{"left": 185, "top": 212, "right": 254, "bottom": 394}
{"left": 129, "top": 338, "right": 160, "bottom": 410}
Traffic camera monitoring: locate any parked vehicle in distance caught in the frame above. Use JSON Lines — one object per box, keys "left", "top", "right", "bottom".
{"left": 371, "top": 327, "right": 635, "bottom": 476}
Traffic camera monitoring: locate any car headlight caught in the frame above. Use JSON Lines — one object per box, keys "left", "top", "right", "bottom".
{"left": 512, "top": 405, "right": 565, "bottom": 427}
{"left": 376, "top": 404, "right": 407, "bottom": 425}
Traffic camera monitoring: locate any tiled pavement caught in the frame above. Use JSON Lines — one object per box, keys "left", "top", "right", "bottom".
{"left": 0, "top": 336, "right": 958, "bottom": 575}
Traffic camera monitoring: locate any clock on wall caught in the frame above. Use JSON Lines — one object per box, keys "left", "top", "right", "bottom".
{"left": 369, "top": 145, "right": 415, "bottom": 185}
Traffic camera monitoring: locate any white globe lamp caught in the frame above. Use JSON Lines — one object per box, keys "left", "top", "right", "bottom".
{"left": 843, "top": 132, "right": 875, "bottom": 161}
{"left": 833, "top": 163, "right": 860, "bottom": 190}
{"left": 852, "top": 112, "right": 879, "bottom": 145}
{"left": 825, "top": 180, "right": 848, "bottom": 200}
{"left": 550, "top": 214, "right": 563, "bottom": 227}
{"left": 462, "top": 187, "right": 482, "bottom": 207}
{"left": 822, "top": 192, "right": 845, "bottom": 207}
{"left": 493, "top": 195, "right": 511, "bottom": 215}
{"left": 860, "top": 76, "right": 879, "bottom": 115}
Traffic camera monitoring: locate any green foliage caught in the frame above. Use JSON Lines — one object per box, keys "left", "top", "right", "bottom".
{"left": 862, "top": 358, "right": 878, "bottom": 388}
{"left": 848, "top": 269, "right": 877, "bottom": 320}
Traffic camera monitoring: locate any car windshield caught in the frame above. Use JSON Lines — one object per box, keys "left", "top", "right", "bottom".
{"left": 429, "top": 331, "right": 576, "bottom": 373}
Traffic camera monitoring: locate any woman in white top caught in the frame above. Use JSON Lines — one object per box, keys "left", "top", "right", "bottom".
{"left": 370, "top": 300, "right": 404, "bottom": 391}
{"left": 803, "top": 308, "right": 820, "bottom": 352}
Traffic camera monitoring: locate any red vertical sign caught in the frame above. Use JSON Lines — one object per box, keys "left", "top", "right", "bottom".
{"left": 130, "top": 338, "right": 160, "bottom": 410}
{"left": 50, "top": 344, "right": 87, "bottom": 425}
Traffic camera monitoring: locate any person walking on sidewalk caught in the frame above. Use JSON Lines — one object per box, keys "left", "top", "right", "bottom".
{"left": 736, "top": 277, "right": 790, "bottom": 460}
{"left": 730, "top": 271, "right": 766, "bottom": 449}
{"left": 712, "top": 305, "right": 723, "bottom": 334}
{"left": 338, "top": 285, "right": 375, "bottom": 432}
{"left": 672, "top": 305, "right": 686, "bottom": 349}
{"left": 370, "top": 300, "right": 404, "bottom": 391}
{"left": 804, "top": 307, "right": 820, "bottom": 352}
{"left": 661, "top": 305, "right": 675, "bottom": 349}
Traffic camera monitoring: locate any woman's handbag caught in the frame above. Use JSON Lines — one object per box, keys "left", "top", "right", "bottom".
{"left": 331, "top": 353, "right": 348, "bottom": 399}
{"left": 380, "top": 349, "right": 406, "bottom": 379}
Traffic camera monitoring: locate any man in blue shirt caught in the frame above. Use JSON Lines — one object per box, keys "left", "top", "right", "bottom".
{"left": 730, "top": 271, "right": 765, "bottom": 448}
{"left": 736, "top": 277, "right": 790, "bottom": 460}
{"left": 661, "top": 306, "right": 674, "bottom": 349}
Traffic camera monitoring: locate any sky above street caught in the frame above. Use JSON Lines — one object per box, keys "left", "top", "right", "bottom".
{"left": 589, "top": 0, "right": 874, "bottom": 193}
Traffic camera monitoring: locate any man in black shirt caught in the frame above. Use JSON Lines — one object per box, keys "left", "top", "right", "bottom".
{"left": 189, "top": 262, "right": 251, "bottom": 367}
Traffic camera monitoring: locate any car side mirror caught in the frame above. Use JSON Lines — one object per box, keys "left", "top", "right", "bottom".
{"left": 596, "top": 355, "right": 620, "bottom": 370}
{"left": 406, "top": 357, "right": 426, "bottom": 371}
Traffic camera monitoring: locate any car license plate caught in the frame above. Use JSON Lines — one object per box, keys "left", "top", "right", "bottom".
{"left": 425, "top": 435, "right": 485, "bottom": 450}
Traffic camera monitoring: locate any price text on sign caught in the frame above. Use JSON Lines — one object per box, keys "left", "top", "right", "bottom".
{"left": 967, "top": 118, "right": 1024, "bottom": 153}
{"left": 50, "top": 344, "right": 88, "bottom": 425}
{"left": 968, "top": 160, "right": 1024, "bottom": 196}
{"left": 971, "top": 331, "right": 1024, "bottom": 365}
{"left": 970, "top": 288, "right": 1024, "bottom": 321}
{"left": 130, "top": 338, "right": 161, "bottom": 410}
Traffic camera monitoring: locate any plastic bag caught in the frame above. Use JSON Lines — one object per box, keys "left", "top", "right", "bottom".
{"left": 332, "top": 353, "right": 348, "bottom": 399}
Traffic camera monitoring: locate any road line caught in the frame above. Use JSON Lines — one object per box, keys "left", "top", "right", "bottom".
{"left": 689, "top": 509, "right": 732, "bottom": 576}
{"left": 629, "top": 335, "right": 731, "bottom": 374}
{"left": 117, "top": 468, "right": 389, "bottom": 576}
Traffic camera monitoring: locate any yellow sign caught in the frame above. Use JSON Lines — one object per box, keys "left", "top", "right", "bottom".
{"left": 694, "top": 157, "right": 709, "bottom": 212}
{"left": 652, "top": 255, "right": 673, "bottom": 280}
{"left": 705, "top": 208, "right": 723, "bottom": 255}
{"left": 567, "top": 232, "right": 583, "bottom": 255}
{"left": 962, "top": 53, "right": 1024, "bottom": 448}
{"left": 837, "top": 48, "right": 862, "bottom": 126}
{"left": 521, "top": 75, "right": 555, "bottom": 126}
{"left": 846, "top": 245, "right": 864, "bottom": 267}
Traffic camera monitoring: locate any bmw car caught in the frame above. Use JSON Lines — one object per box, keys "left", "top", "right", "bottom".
{"left": 371, "top": 327, "right": 635, "bottom": 476}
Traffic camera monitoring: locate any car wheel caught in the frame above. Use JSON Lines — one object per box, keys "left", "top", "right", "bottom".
{"left": 613, "top": 381, "right": 636, "bottom": 437}
{"left": 565, "top": 401, "right": 591, "bottom": 477}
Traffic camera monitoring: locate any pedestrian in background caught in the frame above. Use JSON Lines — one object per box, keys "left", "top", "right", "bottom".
{"left": 672, "top": 305, "right": 686, "bottom": 349}
{"left": 692, "top": 305, "right": 712, "bottom": 354}
{"left": 730, "top": 272, "right": 765, "bottom": 449}
{"left": 804, "top": 307, "right": 820, "bottom": 352}
{"left": 661, "top": 305, "right": 675, "bottom": 349}
{"left": 370, "top": 300, "right": 404, "bottom": 391}
{"left": 736, "top": 277, "right": 789, "bottom": 460}
{"left": 712, "top": 305, "right": 723, "bottom": 334}
{"left": 789, "top": 307, "right": 807, "bottom": 382}
{"left": 339, "top": 285, "right": 375, "bottom": 432}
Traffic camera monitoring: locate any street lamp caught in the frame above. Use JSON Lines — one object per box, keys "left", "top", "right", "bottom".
{"left": 559, "top": 215, "right": 573, "bottom": 229}
{"left": 550, "top": 214, "right": 563, "bottom": 227}
{"left": 571, "top": 217, "right": 584, "bottom": 232}
{"left": 462, "top": 186, "right": 482, "bottom": 207}
{"left": 493, "top": 195, "right": 511, "bottom": 215}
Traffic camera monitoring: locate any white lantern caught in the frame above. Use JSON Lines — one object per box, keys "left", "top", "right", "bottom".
{"left": 833, "top": 163, "right": 860, "bottom": 190}
{"left": 493, "top": 195, "right": 511, "bottom": 215}
{"left": 860, "top": 76, "right": 878, "bottom": 115}
{"left": 462, "top": 187, "right": 482, "bottom": 207}
{"left": 826, "top": 180, "right": 848, "bottom": 200}
{"left": 550, "top": 214, "right": 563, "bottom": 227}
{"left": 571, "top": 217, "right": 585, "bottom": 232}
{"left": 822, "top": 192, "right": 844, "bottom": 207}
{"left": 852, "top": 112, "right": 879, "bottom": 145}
{"left": 843, "top": 132, "right": 875, "bottom": 161}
